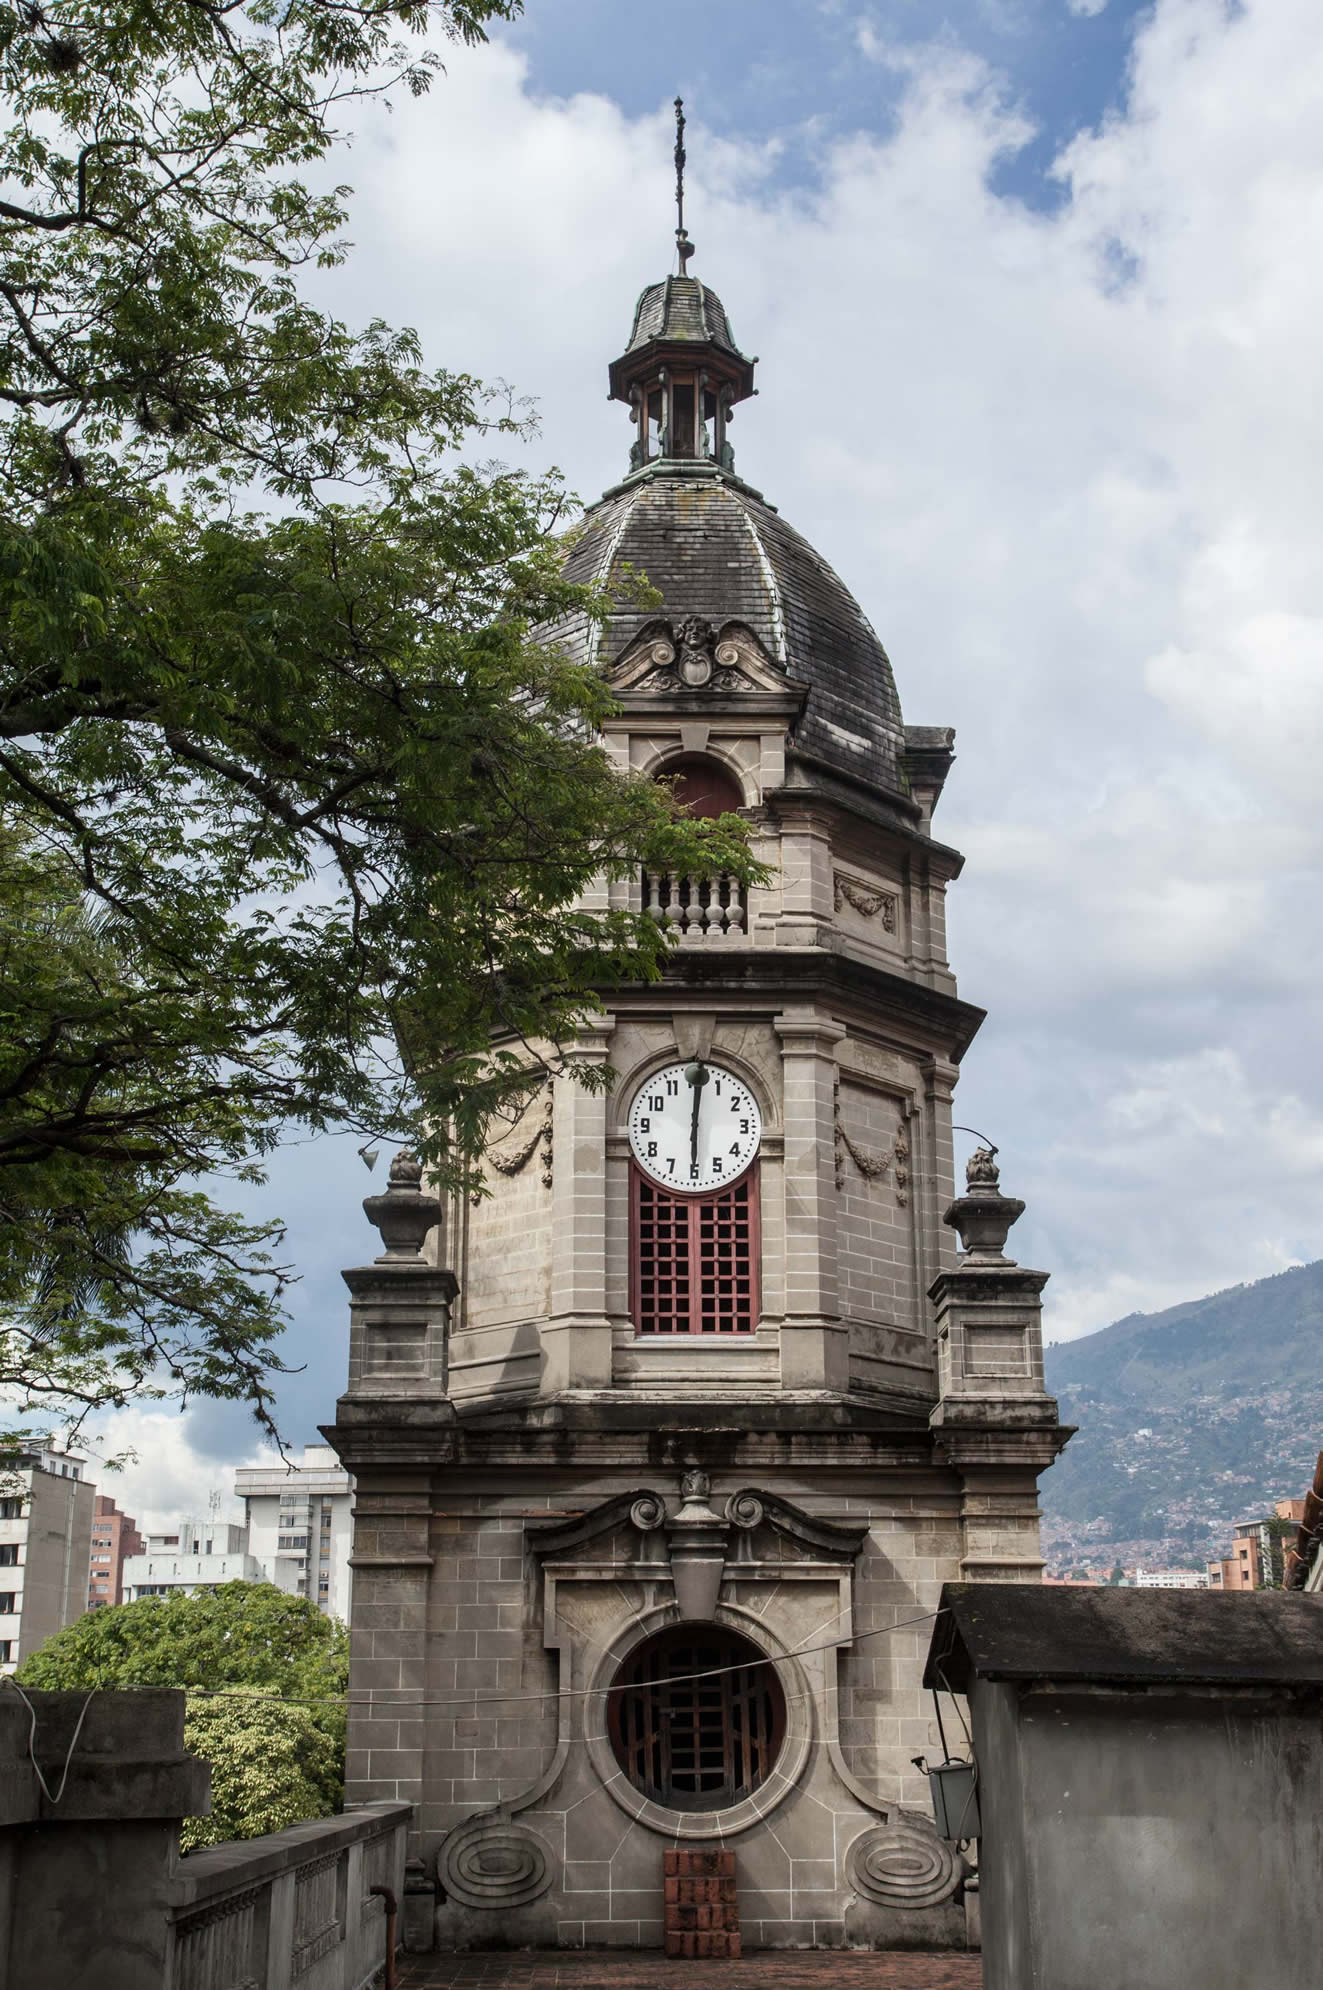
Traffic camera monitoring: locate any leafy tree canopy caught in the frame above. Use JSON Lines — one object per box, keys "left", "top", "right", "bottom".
{"left": 181, "top": 1689, "right": 343, "bottom": 1851}
{"left": 0, "top": 0, "right": 760, "bottom": 1439}
{"left": 15, "top": 1577, "right": 348, "bottom": 1695}
{"left": 17, "top": 1580, "right": 350, "bottom": 1848}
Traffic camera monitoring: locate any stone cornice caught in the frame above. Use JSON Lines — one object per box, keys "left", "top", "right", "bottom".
{"left": 657, "top": 950, "right": 986, "bottom": 1062}
{"left": 321, "top": 1395, "right": 1073, "bottom": 1479}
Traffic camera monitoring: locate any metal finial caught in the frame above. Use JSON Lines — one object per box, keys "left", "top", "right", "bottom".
{"left": 674, "top": 95, "right": 695, "bottom": 271}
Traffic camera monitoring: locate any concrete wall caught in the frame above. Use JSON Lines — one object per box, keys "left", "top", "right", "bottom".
{"left": 0, "top": 1686, "right": 409, "bottom": 1990}
{"left": 0, "top": 1687, "right": 209, "bottom": 1990}
{"left": 974, "top": 1678, "right": 1323, "bottom": 1990}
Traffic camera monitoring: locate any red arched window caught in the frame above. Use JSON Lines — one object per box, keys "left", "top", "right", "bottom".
{"left": 661, "top": 756, "right": 745, "bottom": 818}
{"left": 631, "top": 1162, "right": 759, "bottom": 1335}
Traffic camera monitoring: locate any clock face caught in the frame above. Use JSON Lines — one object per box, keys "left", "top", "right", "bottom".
{"left": 627, "top": 1061, "right": 762, "bottom": 1193}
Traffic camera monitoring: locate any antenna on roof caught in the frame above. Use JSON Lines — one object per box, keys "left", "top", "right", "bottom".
{"left": 674, "top": 96, "right": 695, "bottom": 273}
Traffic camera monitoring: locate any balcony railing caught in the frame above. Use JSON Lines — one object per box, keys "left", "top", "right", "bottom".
{"left": 643, "top": 869, "right": 748, "bottom": 940}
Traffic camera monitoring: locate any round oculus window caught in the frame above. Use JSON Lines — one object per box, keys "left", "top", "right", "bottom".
{"left": 607, "top": 1623, "right": 786, "bottom": 1812}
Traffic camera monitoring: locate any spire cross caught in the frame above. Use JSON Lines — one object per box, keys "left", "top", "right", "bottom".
{"left": 674, "top": 95, "right": 695, "bottom": 271}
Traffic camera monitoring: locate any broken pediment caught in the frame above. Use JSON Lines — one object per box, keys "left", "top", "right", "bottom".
{"left": 526, "top": 1477, "right": 868, "bottom": 1615}
{"left": 608, "top": 616, "right": 786, "bottom": 694}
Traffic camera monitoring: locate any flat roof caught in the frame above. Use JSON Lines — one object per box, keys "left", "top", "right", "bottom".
{"left": 924, "top": 1582, "right": 1323, "bottom": 1692}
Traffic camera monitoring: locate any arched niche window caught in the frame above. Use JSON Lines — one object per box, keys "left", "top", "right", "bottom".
{"left": 608, "top": 1623, "right": 786, "bottom": 1811}
{"left": 661, "top": 754, "right": 745, "bottom": 818}
{"left": 644, "top": 756, "right": 749, "bottom": 941}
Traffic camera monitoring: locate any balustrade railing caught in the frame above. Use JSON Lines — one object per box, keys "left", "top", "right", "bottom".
{"left": 166, "top": 1801, "right": 410, "bottom": 1990}
{"left": 643, "top": 869, "right": 747, "bottom": 940}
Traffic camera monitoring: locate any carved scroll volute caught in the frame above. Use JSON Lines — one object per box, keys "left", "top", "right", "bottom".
{"left": 724, "top": 1490, "right": 763, "bottom": 1566}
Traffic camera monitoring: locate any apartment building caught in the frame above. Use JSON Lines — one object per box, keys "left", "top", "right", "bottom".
{"left": 1208, "top": 1499, "right": 1306, "bottom": 1589}
{"left": 235, "top": 1444, "right": 354, "bottom": 1620}
{"left": 0, "top": 1442, "right": 95, "bottom": 1672}
{"left": 87, "top": 1494, "right": 143, "bottom": 1610}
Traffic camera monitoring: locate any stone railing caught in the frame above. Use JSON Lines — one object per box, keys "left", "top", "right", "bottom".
{"left": 643, "top": 868, "right": 747, "bottom": 940}
{"left": 165, "top": 1802, "right": 410, "bottom": 1990}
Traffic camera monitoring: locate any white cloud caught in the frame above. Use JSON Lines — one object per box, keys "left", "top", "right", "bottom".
{"left": 1066, "top": 0, "right": 1108, "bottom": 18}
{"left": 84, "top": 1408, "right": 260, "bottom": 1534}
{"left": 74, "top": 0, "right": 1323, "bottom": 1516}
{"left": 311, "top": 1, "right": 1323, "bottom": 1354}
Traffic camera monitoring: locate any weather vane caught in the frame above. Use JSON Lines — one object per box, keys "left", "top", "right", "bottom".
{"left": 674, "top": 95, "right": 695, "bottom": 272}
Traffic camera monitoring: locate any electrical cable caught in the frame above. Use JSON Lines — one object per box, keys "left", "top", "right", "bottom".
{"left": 181, "top": 1605, "right": 948, "bottom": 1716}
{"left": 0, "top": 1674, "right": 95, "bottom": 1805}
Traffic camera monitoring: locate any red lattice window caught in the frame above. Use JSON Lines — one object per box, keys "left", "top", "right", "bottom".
{"left": 608, "top": 1623, "right": 785, "bottom": 1809}
{"left": 632, "top": 1163, "right": 759, "bottom": 1334}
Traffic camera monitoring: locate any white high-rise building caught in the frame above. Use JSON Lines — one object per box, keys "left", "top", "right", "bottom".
{"left": 0, "top": 1441, "right": 95, "bottom": 1673}
{"left": 121, "top": 1521, "right": 262, "bottom": 1601}
{"left": 235, "top": 1444, "right": 354, "bottom": 1621}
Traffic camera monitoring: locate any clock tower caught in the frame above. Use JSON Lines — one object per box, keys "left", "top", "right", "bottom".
{"left": 327, "top": 190, "right": 1068, "bottom": 1955}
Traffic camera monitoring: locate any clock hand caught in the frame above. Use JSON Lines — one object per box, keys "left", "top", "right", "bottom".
{"left": 684, "top": 1059, "right": 708, "bottom": 1171}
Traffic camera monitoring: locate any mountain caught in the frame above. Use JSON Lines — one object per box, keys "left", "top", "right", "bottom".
{"left": 1038, "top": 1260, "right": 1323, "bottom": 1572}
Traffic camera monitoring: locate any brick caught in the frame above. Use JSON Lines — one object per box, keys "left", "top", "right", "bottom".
{"left": 663, "top": 1877, "right": 678, "bottom": 1903}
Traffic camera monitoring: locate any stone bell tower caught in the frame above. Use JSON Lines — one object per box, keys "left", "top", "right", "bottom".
{"left": 325, "top": 182, "right": 1069, "bottom": 1954}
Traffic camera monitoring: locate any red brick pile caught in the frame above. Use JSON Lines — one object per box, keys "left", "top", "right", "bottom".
{"left": 663, "top": 1847, "right": 741, "bottom": 1958}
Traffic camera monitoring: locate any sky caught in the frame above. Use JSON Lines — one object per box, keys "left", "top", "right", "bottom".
{"left": 84, "top": 0, "right": 1323, "bottom": 1528}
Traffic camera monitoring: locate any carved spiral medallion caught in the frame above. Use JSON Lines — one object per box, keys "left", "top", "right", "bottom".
{"left": 629, "top": 1493, "right": 666, "bottom": 1532}
{"left": 845, "top": 1817, "right": 963, "bottom": 1910}
{"left": 437, "top": 1819, "right": 553, "bottom": 1911}
{"left": 724, "top": 1491, "right": 764, "bottom": 1530}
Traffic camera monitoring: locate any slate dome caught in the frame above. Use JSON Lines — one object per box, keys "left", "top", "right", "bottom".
{"left": 559, "top": 257, "right": 911, "bottom": 804}
{"left": 557, "top": 468, "right": 907, "bottom": 801}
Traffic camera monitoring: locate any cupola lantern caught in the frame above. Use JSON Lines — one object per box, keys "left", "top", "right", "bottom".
{"left": 607, "top": 99, "right": 757, "bottom": 474}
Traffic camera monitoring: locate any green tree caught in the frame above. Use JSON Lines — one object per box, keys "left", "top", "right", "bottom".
{"left": 181, "top": 1691, "right": 342, "bottom": 1851}
{"left": 16, "top": 1580, "right": 349, "bottom": 1844}
{"left": 0, "top": 0, "right": 759, "bottom": 1439}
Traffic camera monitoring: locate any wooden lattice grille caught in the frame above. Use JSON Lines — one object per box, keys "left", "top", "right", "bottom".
{"left": 632, "top": 1164, "right": 758, "bottom": 1334}
{"left": 608, "top": 1626, "right": 785, "bottom": 1810}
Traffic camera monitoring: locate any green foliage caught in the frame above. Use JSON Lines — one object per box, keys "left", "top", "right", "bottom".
{"left": 0, "top": 0, "right": 762, "bottom": 1438}
{"left": 15, "top": 1577, "right": 347, "bottom": 1694}
{"left": 181, "top": 1690, "right": 341, "bottom": 1852}
{"left": 17, "top": 1580, "right": 348, "bottom": 1846}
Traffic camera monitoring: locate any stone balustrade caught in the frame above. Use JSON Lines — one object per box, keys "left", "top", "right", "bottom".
{"left": 643, "top": 867, "right": 747, "bottom": 939}
{"left": 166, "top": 1802, "right": 410, "bottom": 1990}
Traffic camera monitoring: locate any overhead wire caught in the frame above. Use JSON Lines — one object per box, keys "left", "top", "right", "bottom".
{"left": 181, "top": 1605, "right": 950, "bottom": 1715}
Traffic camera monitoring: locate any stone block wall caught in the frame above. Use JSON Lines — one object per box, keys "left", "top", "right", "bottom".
{"left": 346, "top": 1462, "right": 998, "bottom": 1951}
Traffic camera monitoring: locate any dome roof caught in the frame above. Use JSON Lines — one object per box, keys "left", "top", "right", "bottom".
{"left": 624, "top": 275, "right": 746, "bottom": 361}
{"left": 557, "top": 468, "right": 907, "bottom": 798}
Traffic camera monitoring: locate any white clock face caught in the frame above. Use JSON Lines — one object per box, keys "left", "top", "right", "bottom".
{"left": 627, "top": 1061, "right": 762, "bottom": 1192}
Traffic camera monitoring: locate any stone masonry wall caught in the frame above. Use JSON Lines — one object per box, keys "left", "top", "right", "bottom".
{"left": 451, "top": 1088, "right": 553, "bottom": 1404}
{"left": 347, "top": 1463, "right": 994, "bottom": 1950}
